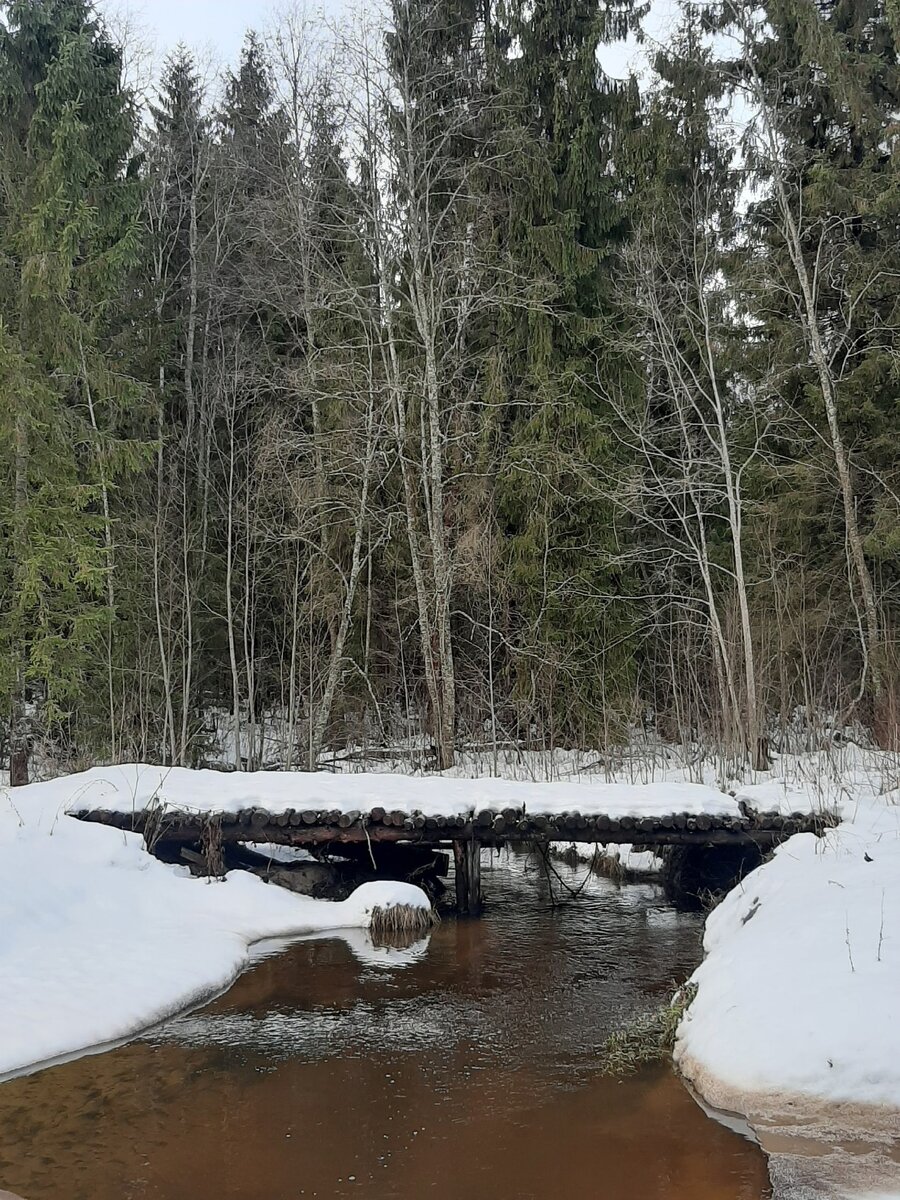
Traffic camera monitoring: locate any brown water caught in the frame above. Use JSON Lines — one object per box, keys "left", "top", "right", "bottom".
{"left": 0, "top": 854, "right": 770, "bottom": 1200}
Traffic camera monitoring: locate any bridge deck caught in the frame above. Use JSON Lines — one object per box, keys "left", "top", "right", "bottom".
{"left": 73, "top": 802, "right": 834, "bottom": 914}
{"left": 73, "top": 802, "right": 831, "bottom": 846}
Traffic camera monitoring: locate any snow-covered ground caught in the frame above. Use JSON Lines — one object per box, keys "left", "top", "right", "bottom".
{"left": 0, "top": 775, "right": 430, "bottom": 1080}
{"left": 3, "top": 739, "right": 900, "bottom": 1193}
{"left": 674, "top": 748, "right": 900, "bottom": 1173}
{"left": 676, "top": 798, "right": 900, "bottom": 1120}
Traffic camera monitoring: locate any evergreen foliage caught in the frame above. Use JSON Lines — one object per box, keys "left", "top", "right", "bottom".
{"left": 0, "top": 0, "right": 145, "bottom": 775}
{"left": 491, "top": 0, "right": 644, "bottom": 741}
{"left": 1, "top": 0, "right": 898, "bottom": 776}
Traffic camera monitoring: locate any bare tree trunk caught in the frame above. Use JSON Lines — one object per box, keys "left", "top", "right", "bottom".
{"left": 308, "top": 385, "right": 378, "bottom": 767}
{"left": 153, "top": 386, "right": 178, "bottom": 766}
{"left": 80, "top": 338, "right": 118, "bottom": 760}
{"left": 10, "top": 412, "right": 30, "bottom": 786}
{"left": 746, "top": 53, "right": 881, "bottom": 705}
{"left": 224, "top": 364, "right": 243, "bottom": 771}
{"left": 695, "top": 278, "right": 765, "bottom": 768}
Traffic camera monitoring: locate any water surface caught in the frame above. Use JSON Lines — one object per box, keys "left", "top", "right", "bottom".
{"left": 0, "top": 853, "right": 770, "bottom": 1199}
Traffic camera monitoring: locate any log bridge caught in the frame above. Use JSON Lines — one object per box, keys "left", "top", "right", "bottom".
{"left": 72, "top": 801, "right": 834, "bottom": 915}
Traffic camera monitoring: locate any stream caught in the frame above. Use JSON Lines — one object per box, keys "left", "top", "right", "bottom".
{"left": 0, "top": 852, "right": 771, "bottom": 1199}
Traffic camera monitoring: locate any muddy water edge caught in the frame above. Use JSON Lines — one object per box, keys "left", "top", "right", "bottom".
{"left": 0, "top": 852, "right": 770, "bottom": 1200}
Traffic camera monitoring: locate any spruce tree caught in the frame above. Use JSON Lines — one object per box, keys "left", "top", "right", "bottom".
{"left": 491, "top": 0, "right": 644, "bottom": 744}
{"left": 147, "top": 46, "right": 209, "bottom": 422}
{"left": 0, "top": 0, "right": 146, "bottom": 780}
{"left": 720, "top": 0, "right": 900, "bottom": 730}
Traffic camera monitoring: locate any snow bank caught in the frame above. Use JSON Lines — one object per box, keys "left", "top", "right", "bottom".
{"left": 675, "top": 797, "right": 900, "bottom": 1131}
{"left": 49, "top": 762, "right": 738, "bottom": 820}
{"left": 0, "top": 778, "right": 430, "bottom": 1080}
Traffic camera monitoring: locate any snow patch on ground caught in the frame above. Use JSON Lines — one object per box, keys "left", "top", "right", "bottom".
{"left": 0, "top": 777, "right": 430, "bottom": 1080}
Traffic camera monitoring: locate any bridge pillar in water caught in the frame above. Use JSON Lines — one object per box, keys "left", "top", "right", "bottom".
{"left": 454, "top": 839, "right": 482, "bottom": 916}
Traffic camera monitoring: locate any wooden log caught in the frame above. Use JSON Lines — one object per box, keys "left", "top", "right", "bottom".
{"left": 301, "top": 810, "right": 317, "bottom": 825}
{"left": 370, "top": 807, "right": 385, "bottom": 823}
{"left": 76, "top": 808, "right": 797, "bottom": 851}
{"left": 180, "top": 846, "right": 208, "bottom": 874}
{"left": 338, "top": 810, "right": 360, "bottom": 829}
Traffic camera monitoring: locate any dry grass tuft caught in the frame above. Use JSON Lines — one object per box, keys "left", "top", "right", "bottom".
{"left": 600, "top": 982, "right": 698, "bottom": 1075}
{"left": 369, "top": 902, "right": 439, "bottom": 941}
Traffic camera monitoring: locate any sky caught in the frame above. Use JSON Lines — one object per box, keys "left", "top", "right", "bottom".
{"left": 99, "top": 0, "right": 675, "bottom": 86}
{"left": 107, "top": 0, "right": 274, "bottom": 65}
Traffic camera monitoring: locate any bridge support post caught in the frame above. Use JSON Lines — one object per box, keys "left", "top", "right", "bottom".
{"left": 454, "top": 838, "right": 482, "bottom": 916}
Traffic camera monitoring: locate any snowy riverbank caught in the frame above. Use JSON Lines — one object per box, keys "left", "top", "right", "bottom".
{"left": 0, "top": 773, "right": 430, "bottom": 1080}
{"left": 4, "top": 746, "right": 900, "bottom": 1169}
{"left": 674, "top": 752, "right": 900, "bottom": 1164}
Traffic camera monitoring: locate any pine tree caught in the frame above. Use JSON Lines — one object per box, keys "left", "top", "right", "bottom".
{"left": 0, "top": 0, "right": 146, "bottom": 780}
{"left": 210, "top": 34, "right": 292, "bottom": 768}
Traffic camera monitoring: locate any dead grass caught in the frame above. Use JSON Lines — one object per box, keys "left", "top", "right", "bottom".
{"left": 369, "top": 902, "right": 439, "bottom": 942}
{"left": 600, "top": 982, "right": 698, "bottom": 1075}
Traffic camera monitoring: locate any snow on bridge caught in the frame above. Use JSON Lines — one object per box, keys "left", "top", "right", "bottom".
{"left": 66, "top": 765, "right": 834, "bottom": 913}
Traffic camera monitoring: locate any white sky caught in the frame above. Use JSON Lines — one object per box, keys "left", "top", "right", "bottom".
{"left": 100, "top": 0, "right": 676, "bottom": 85}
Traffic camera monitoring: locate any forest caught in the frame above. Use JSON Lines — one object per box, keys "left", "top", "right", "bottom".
{"left": 1, "top": 0, "right": 898, "bottom": 782}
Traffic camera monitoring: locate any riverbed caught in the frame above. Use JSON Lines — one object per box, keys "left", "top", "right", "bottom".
{"left": 0, "top": 853, "right": 770, "bottom": 1200}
